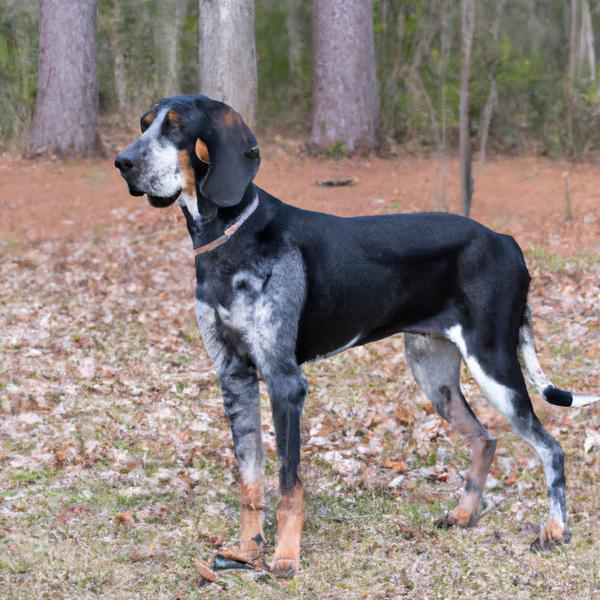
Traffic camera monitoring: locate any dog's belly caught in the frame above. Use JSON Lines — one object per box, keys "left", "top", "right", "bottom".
{"left": 295, "top": 312, "right": 451, "bottom": 365}
{"left": 295, "top": 272, "right": 456, "bottom": 364}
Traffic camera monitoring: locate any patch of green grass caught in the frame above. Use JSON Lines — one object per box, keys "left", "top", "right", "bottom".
{"left": 528, "top": 245, "right": 568, "bottom": 273}
{"left": 324, "top": 140, "right": 347, "bottom": 159}
{"left": 179, "top": 328, "right": 200, "bottom": 343}
{"left": 10, "top": 467, "right": 57, "bottom": 487}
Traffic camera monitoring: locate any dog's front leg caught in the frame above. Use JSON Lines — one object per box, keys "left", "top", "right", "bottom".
{"left": 195, "top": 300, "right": 265, "bottom": 561}
{"left": 264, "top": 364, "right": 307, "bottom": 578}
{"left": 218, "top": 358, "right": 265, "bottom": 561}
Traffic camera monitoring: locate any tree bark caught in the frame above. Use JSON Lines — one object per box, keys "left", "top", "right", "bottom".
{"left": 286, "top": 0, "right": 305, "bottom": 85}
{"left": 580, "top": 0, "right": 595, "bottom": 80}
{"left": 459, "top": 0, "right": 475, "bottom": 217}
{"left": 477, "top": 0, "right": 505, "bottom": 178}
{"left": 157, "top": 0, "right": 186, "bottom": 97}
{"left": 311, "top": 0, "right": 379, "bottom": 154}
{"left": 108, "top": 2, "right": 127, "bottom": 113}
{"left": 439, "top": 1, "right": 450, "bottom": 211}
{"left": 198, "top": 0, "right": 257, "bottom": 127}
{"left": 26, "top": 0, "right": 102, "bottom": 157}
{"left": 566, "top": 0, "right": 578, "bottom": 157}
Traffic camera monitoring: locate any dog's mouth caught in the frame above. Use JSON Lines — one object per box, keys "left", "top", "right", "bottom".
{"left": 127, "top": 184, "right": 145, "bottom": 197}
{"left": 147, "top": 190, "right": 181, "bottom": 208}
{"left": 126, "top": 182, "right": 181, "bottom": 208}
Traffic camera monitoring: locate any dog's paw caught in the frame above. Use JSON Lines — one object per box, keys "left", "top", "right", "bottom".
{"left": 269, "top": 556, "right": 299, "bottom": 578}
{"left": 240, "top": 533, "right": 265, "bottom": 561}
{"left": 530, "top": 520, "right": 571, "bottom": 553}
{"left": 435, "top": 506, "right": 479, "bottom": 529}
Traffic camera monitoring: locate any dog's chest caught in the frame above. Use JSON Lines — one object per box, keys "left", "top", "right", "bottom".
{"left": 216, "top": 269, "right": 278, "bottom": 337}
{"left": 196, "top": 267, "right": 280, "bottom": 364}
{"left": 195, "top": 250, "right": 306, "bottom": 369}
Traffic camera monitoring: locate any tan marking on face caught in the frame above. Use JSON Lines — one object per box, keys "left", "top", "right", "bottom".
{"left": 195, "top": 138, "right": 210, "bottom": 164}
{"left": 167, "top": 110, "right": 178, "bottom": 122}
{"left": 142, "top": 111, "right": 156, "bottom": 128}
{"left": 222, "top": 109, "right": 243, "bottom": 128}
{"left": 239, "top": 480, "right": 265, "bottom": 559}
{"left": 177, "top": 151, "right": 196, "bottom": 198}
{"left": 271, "top": 483, "right": 304, "bottom": 575}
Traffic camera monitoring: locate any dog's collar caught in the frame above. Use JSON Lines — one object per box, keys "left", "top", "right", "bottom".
{"left": 194, "top": 194, "right": 259, "bottom": 256}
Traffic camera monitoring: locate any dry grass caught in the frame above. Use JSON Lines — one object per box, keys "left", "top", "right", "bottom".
{"left": 1, "top": 213, "right": 599, "bottom": 599}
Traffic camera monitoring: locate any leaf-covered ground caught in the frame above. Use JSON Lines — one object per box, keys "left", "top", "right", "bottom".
{"left": 1, "top": 155, "right": 599, "bottom": 599}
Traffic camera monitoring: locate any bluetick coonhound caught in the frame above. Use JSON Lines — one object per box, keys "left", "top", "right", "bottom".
{"left": 115, "top": 94, "right": 599, "bottom": 576}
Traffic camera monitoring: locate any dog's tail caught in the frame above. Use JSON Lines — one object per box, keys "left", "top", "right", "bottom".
{"left": 519, "top": 305, "right": 599, "bottom": 407}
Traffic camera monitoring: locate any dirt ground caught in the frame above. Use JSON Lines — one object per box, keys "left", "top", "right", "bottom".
{"left": 1, "top": 146, "right": 599, "bottom": 252}
{"left": 0, "top": 147, "right": 599, "bottom": 599}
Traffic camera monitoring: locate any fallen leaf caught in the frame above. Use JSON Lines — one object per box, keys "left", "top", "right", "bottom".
{"left": 394, "top": 405, "right": 413, "bottom": 425}
{"left": 383, "top": 457, "right": 408, "bottom": 473}
{"left": 193, "top": 557, "right": 219, "bottom": 583}
{"left": 506, "top": 471, "right": 519, "bottom": 487}
{"left": 116, "top": 512, "right": 135, "bottom": 523}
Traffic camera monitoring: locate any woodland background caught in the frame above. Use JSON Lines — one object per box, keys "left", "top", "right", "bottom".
{"left": 2, "top": 0, "right": 600, "bottom": 158}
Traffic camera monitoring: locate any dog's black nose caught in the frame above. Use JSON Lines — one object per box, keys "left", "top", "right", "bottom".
{"left": 114, "top": 153, "right": 134, "bottom": 173}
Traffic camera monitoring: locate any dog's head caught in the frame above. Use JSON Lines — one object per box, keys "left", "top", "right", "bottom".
{"left": 114, "top": 95, "right": 260, "bottom": 214}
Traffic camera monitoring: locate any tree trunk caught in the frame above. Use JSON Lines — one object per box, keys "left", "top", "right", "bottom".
{"left": 459, "top": 0, "right": 475, "bottom": 217}
{"left": 198, "top": 0, "right": 257, "bottom": 127}
{"left": 311, "top": 0, "right": 379, "bottom": 154}
{"left": 157, "top": 0, "right": 186, "bottom": 97}
{"left": 286, "top": 0, "right": 305, "bottom": 85}
{"left": 477, "top": 0, "right": 505, "bottom": 178}
{"left": 26, "top": 0, "right": 102, "bottom": 157}
{"left": 108, "top": 2, "right": 127, "bottom": 113}
{"left": 439, "top": 1, "right": 450, "bottom": 211}
{"left": 566, "top": 0, "right": 578, "bottom": 157}
{"left": 580, "top": 0, "right": 595, "bottom": 80}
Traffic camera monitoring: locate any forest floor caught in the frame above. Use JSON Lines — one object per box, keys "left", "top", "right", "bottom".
{"left": 0, "top": 145, "right": 599, "bottom": 599}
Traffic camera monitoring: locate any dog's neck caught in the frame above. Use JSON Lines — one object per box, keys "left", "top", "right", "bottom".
{"left": 181, "top": 183, "right": 257, "bottom": 252}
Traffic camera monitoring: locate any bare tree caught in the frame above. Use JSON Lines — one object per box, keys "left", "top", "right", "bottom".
{"left": 438, "top": 1, "right": 451, "bottom": 211}
{"left": 26, "top": 0, "right": 102, "bottom": 157}
{"left": 566, "top": 0, "right": 578, "bottom": 157}
{"left": 311, "top": 0, "right": 379, "bottom": 154}
{"left": 477, "top": 0, "right": 506, "bottom": 178}
{"left": 157, "top": 0, "right": 187, "bottom": 97}
{"left": 108, "top": 2, "right": 127, "bottom": 114}
{"left": 199, "top": 0, "right": 257, "bottom": 127}
{"left": 459, "top": 0, "right": 475, "bottom": 217}
{"left": 286, "top": 0, "right": 305, "bottom": 85}
{"left": 400, "top": 6, "right": 448, "bottom": 205}
{"left": 578, "top": 0, "right": 595, "bottom": 79}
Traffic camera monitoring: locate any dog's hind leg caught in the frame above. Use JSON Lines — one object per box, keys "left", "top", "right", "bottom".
{"left": 405, "top": 333, "right": 497, "bottom": 528}
{"left": 445, "top": 324, "right": 569, "bottom": 550}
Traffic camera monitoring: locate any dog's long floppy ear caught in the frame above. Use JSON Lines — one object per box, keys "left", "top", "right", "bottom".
{"left": 196, "top": 108, "right": 260, "bottom": 207}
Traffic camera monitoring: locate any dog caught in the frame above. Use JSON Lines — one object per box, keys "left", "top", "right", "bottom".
{"left": 115, "top": 94, "right": 599, "bottom": 577}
